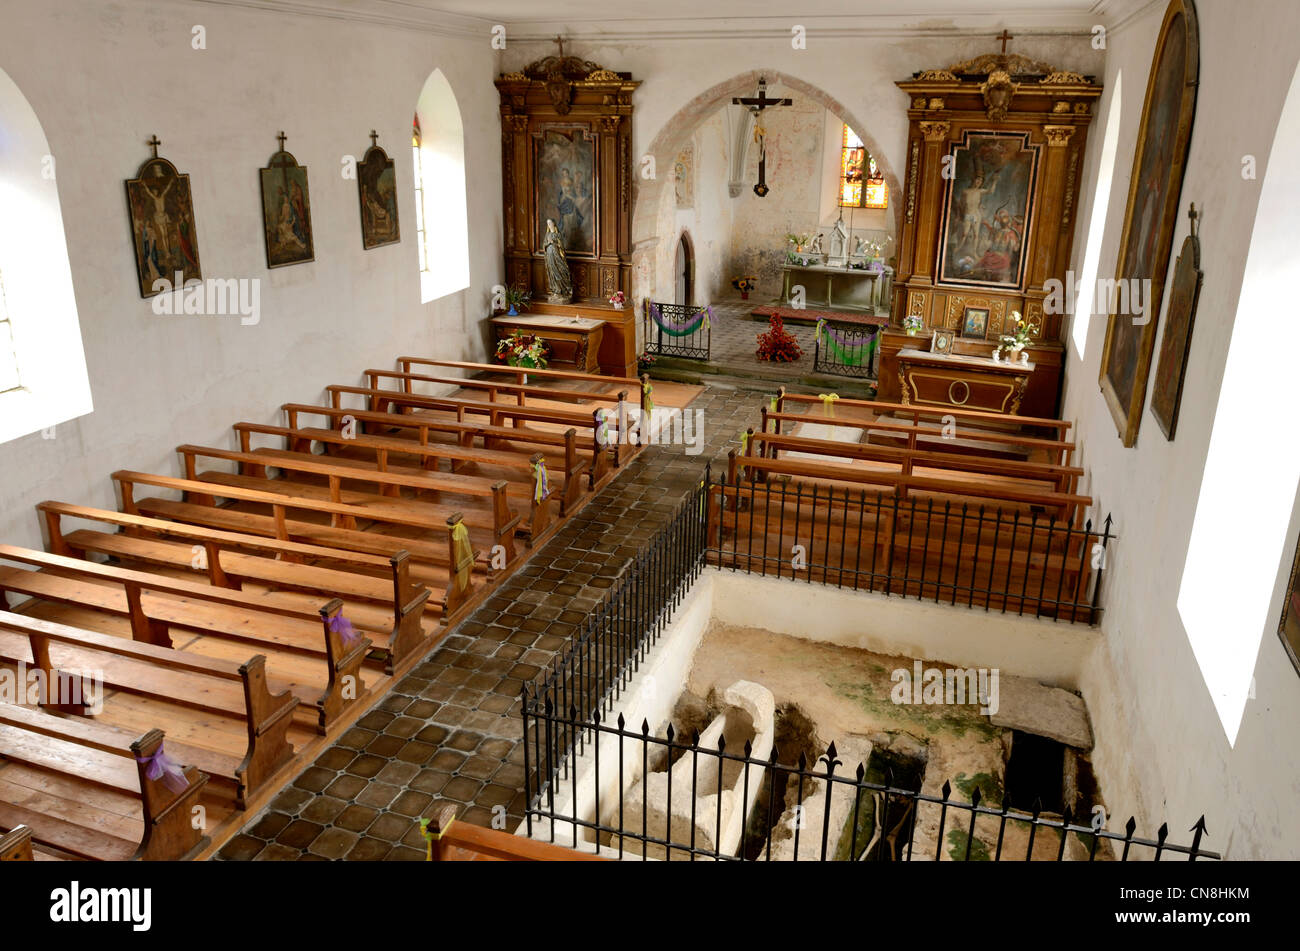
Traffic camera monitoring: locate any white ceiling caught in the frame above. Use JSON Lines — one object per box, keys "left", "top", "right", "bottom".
{"left": 196, "top": 0, "right": 1145, "bottom": 37}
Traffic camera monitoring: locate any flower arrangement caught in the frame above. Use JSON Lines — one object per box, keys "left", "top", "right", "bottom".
{"left": 608, "top": 290, "right": 626, "bottom": 309}
{"left": 756, "top": 315, "right": 802, "bottom": 363}
{"left": 496, "top": 329, "right": 548, "bottom": 369}
{"left": 500, "top": 284, "right": 531, "bottom": 316}
{"left": 637, "top": 351, "right": 657, "bottom": 373}
{"left": 730, "top": 274, "right": 758, "bottom": 299}
{"left": 902, "top": 314, "right": 924, "bottom": 335}
{"left": 785, "top": 232, "right": 813, "bottom": 251}
{"left": 998, "top": 310, "right": 1040, "bottom": 355}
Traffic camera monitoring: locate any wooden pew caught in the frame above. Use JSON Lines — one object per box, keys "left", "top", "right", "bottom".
{"left": 747, "top": 428, "right": 1084, "bottom": 501}
{"left": 40, "top": 501, "right": 441, "bottom": 672}
{"left": 0, "top": 824, "right": 33, "bottom": 861}
{"left": 0, "top": 610, "right": 297, "bottom": 809}
{"left": 272, "top": 402, "right": 593, "bottom": 506}
{"left": 774, "top": 388, "right": 1074, "bottom": 439}
{"left": 396, "top": 355, "right": 640, "bottom": 391}
{"left": 369, "top": 367, "right": 628, "bottom": 407}
{"left": 326, "top": 383, "right": 622, "bottom": 481}
{"left": 113, "top": 468, "right": 502, "bottom": 572}
{"left": 422, "top": 802, "right": 606, "bottom": 862}
{"left": 761, "top": 407, "right": 1077, "bottom": 468}
{"left": 177, "top": 441, "right": 556, "bottom": 546}
{"left": 0, "top": 723, "right": 207, "bottom": 860}
{"left": 0, "top": 545, "right": 369, "bottom": 733}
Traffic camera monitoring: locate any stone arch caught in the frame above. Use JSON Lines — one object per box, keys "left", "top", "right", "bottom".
{"left": 632, "top": 70, "right": 903, "bottom": 302}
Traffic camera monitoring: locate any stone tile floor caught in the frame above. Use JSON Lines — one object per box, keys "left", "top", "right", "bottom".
{"left": 218, "top": 384, "right": 759, "bottom": 860}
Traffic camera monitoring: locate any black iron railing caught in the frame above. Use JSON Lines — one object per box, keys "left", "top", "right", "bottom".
{"left": 643, "top": 301, "right": 712, "bottom": 362}
{"left": 521, "top": 710, "right": 1219, "bottom": 861}
{"left": 708, "top": 474, "right": 1113, "bottom": 624}
{"left": 812, "top": 319, "right": 878, "bottom": 379}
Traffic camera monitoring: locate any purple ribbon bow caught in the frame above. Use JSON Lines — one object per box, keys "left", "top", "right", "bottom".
{"left": 136, "top": 745, "right": 190, "bottom": 794}
{"left": 328, "top": 612, "right": 360, "bottom": 647}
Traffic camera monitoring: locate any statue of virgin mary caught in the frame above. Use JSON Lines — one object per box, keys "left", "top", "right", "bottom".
{"left": 543, "top": 218, "right": 573, "bottom": 303}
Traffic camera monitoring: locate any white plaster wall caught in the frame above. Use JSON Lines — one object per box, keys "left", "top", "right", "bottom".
{"left": 1059, "top": 0, "right": 1300, "bottom": 858}
{"left": 0, "top": 0, "right": 502, "bottom": 549}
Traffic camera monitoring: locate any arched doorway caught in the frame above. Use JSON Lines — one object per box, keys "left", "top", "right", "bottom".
{"left": 632, "top": 70, "right": 902, "bottom": 306}
{"left": 674, "top": 231, "right": 694, "bottom": 306}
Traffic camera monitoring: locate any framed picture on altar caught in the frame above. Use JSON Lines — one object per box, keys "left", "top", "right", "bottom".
{"left": 932, "top": 330, "right": 953, "bottom": 355}
{"left": 959, "top": 306, "right": 989, "bottom": 339}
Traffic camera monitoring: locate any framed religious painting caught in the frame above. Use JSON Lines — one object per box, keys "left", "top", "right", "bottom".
{"left": 960, "top": 306, "right": 990, "bottom": 339}
{"left": 357, "top": 134, "right": 399, "bottom": 250}
{"left": 1099, "top": 0, "right": 1199, "bottom": 447}
{"left": 1278, "top": 528, "right": 1300, "bottom": 675}
{"left": 1150, "top": 206, "right": 1203, "bottom": 439}
{"left": 534, "top": 126, "right": 597, "bottom": 258}
{"left": 259, "top": 133, "right": 314, "bottom": 268}
{"left": 125, "top": 139, "right": 201, "bottom": 298}
{"left": 935, "top": 130, "right": 1041, "bottom": 290}
{"left": 932, "top": 329, "right": 954, "bottom": 355}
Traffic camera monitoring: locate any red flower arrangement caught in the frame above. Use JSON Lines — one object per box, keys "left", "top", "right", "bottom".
{"left": 756, "top": 315, "right": 802, "bottom": 363}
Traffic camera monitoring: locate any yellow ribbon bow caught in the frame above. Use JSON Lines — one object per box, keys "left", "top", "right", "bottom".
{"left": 819, "top": 393, "right": 839, "bottom": 418}
{"left": 532, "top": 460, "right": 549, "bottom": 503}
{"left": 450, "top": 521, "right": 472, "bottom": 591}
{"left": 642, "top": 380, "right": 654, "bottom": 413}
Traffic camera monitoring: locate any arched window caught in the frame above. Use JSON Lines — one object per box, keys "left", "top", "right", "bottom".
{"left": 0, "top": 66, "right": 93, "bottom": 444}
{"left": 838, "top": 124, "right": 887, "bottom": 209}
{"left": 411, "top": 115, "right": 428, "bottom": 274}
{"left": 1178, "top": 62, "right": 1300, "bottom": 743}
{"left": 1071, "top": 71, "right": 1122, "bottom": 358}
{"left": 413, "top": 69, "right": 469, "bottom": 303}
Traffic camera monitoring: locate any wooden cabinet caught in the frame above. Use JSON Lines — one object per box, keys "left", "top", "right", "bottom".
{"left": 897, "top": 348, "right": 1031, "bottom": 414}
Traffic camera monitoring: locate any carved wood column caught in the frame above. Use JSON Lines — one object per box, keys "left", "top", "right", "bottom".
{"left": 1030, "top": 125, "right": 1076, "bottom": 293}
{"left": 911, "top": 121, "right": 951, "bottom": 286}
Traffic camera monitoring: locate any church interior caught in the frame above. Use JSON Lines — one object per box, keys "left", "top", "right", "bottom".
{"left": 0, "top": 0, "right": 1297, "bottom": 875}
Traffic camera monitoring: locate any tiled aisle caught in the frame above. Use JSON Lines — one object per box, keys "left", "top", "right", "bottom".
{"left": 218, "top": 385, "right": 758, "bottom": 860}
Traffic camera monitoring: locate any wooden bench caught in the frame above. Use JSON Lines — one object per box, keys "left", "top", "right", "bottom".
{"left": 395, "top": 355, "right": 640, "bottom": 390}
{"left": 40, "top": 501, "right": 440, "bottom": 672}
{"left": 326, "top": 384, "right": 622, "bottom": 482}
{"left": 370, "top": 367, "right": 630, "bottom": 408}
{"left": 273, "top": 402, "right": 592, "bottom": 505}
{"left": 0, "top": 545, "right": 369, "bottom": 733}
{"left": 0, "top": 610, "right": 297, "bottom": 808}
{"left": 114, "top": 468, "right": 497, "bottom": 575}
{"left": 0, "top": 824, "right": 33, "bottom": 861}
{"left": 747, "top": 428, "right": 1084, "bottom": 502}
{"left": 0, "top": 722, "right": 207, "bottom": 860}
{"left": 421, "top": 801, "right": 607, "bottom": 862}
{"left": 178, "top": 441, "right": 554, "bottom": 548}
{"left": 775, "top": 388, "right": 1074, "bottom": 439}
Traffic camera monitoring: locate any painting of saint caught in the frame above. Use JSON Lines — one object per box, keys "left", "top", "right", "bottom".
{"left": 358, "top": 143, "right": 399, "bottom": 250}
{"left": 535, "top": 128, "right": 596, "bottom": 257}
{"left": 936, "top": 131, "right": 1040, "bottom": 290}
{"left": 1099, "top": 0, "right": 1198, "bottom": 447}
{"left": 126, "top": 155, "right": 201, "bottom": 298}
{"left": 260, "top": 146, "right": 314, "bottom": 267}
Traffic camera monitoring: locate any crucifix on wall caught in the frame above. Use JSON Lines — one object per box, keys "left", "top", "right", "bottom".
{"left": 732, "top": 78, "right": 792, "bottom": 197}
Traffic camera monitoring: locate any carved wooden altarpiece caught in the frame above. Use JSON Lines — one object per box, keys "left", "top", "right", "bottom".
{"left": 496, "top": 43, "right": 640, "bottom": 375}
{"left": 881, "top": 44, "right": 1102, "bottom": 417}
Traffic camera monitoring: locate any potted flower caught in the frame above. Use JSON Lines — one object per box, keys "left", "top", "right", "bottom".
{"left": 730, "top": 275, "right": 758, "bottom": 300}
{"left": 496, "top": 330, "right": 548, "bottom": 383}
{"left": 996, "top": 310, "right": 1040, "bottom": 364}
{"left": 501, "top": 284, "right": 531, "bottom": 317}
{"left": 902, "top": 314, "right": 924, "bottom": 337}
{"left": 608, "top": 290, "right": 627, "bottom": 310}
{"left": 637, "top": 351, "right": 657, "bottom": 373}
{"left": 756, "top": 315, "right": 802, "bottom": 362}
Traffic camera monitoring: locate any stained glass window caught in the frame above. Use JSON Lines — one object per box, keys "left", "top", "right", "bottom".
{"left": 839, "top": 124, "right": 888, "bottom": 210}
{"left": 412, "top": 115, "right": 428, "bottom": 273}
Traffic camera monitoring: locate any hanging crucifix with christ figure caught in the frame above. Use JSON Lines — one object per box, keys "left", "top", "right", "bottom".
{"left": 732, "top": 78, "right": 792, "bottom": 197}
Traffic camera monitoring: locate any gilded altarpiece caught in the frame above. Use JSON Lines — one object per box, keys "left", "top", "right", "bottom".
{"left": 496, "top": 53, "right": 640, "bottom": 376}
{"left": 880, "top": 51, "right": 1102, "bottom": 418}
